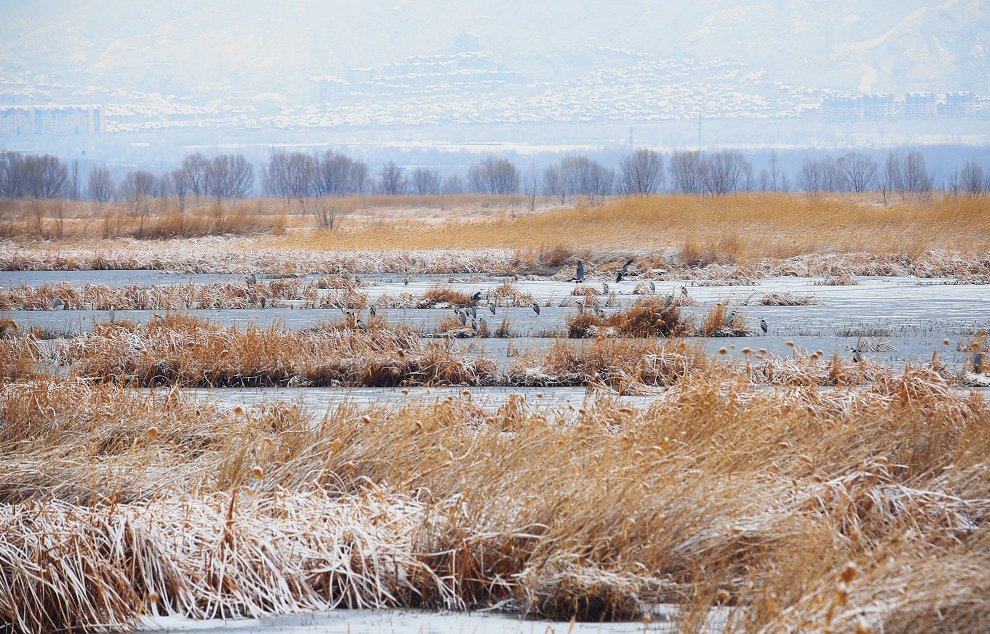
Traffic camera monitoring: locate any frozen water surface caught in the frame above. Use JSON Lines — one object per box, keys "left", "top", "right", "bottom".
{"left": 138, "top": 605, "right": 726, "bottom": 633}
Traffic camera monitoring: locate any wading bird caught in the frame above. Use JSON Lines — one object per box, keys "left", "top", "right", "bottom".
{"left": 532, "top": 302, "right": 541, "bottom": 316}
{"left": 370, "top": 305, "right": 377, "bottom": 317}
{"left": 489, "top": 301, "right": 496, "bottom": 315}
{"left": 974, "top": 351, "right": 985, "bottom": 374}
{"left": 649, "top": 282, "right": 656, "bottom": 292}
{"left": 726, "top": 311, "right": 735, "bottom": 326}
{"left": 246, "top": 273, "right": 257, "bottom": 285}
{"left": 404, "top": 275, "right": 410, "bottom": 286}
{"left": 569, "top": 260, "right": 585, "bottom": 283}
{"left": 680, "top": 286, "right": 688, "bottom": 297}
{"left": 603, "top": 282, "right": 610, "bottom": 294}
{"left": 852, "top": 348, "right": 863, "bottom": 363}
{"left": 664, "top": 294, "right": 673, "bottom": 308}
{"left": 260, "top": 296, "right": 267, "bottom": 309}
{"left": 458, "top": 310, "right": 467, "bottom": 326}
{"left": 760, "top": 318, "right": 768, "bottom": 334}
{"left": 471, "top": 291, "right": 482, "bottom": 303}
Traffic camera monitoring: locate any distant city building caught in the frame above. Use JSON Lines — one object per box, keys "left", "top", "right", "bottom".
{"left": 943, "top": 92, "right": 975, "bottom": 118}
{"left": 821, "top": 96, "right": 861, "bottom": 122}
{"left": 862, "top": 93, "right": 894, "bottom": 120}
{"left": 903, "top": 93, "right": 937, "bottom": 119}
{"left": 0, "top": 106, "right": 102, "bottom": 136}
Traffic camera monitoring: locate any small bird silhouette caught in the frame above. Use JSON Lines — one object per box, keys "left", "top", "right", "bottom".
{"left": 760, "top": 318, "right": 768, "bottom": 334}
{"left": 532, "top": 302, "right": 541, "bottom": 316}
{"left": 680, "top": 286, "right": 688, "bottom": 297}
{"left": 974, "top": 351, "right": 985, "bottom": 374}
{"left": 489, "top": 302, "right": 496, "bottom": 315}
{"left": 852, "top": 348, "right": 863, "bottom": 363}
{"left": 471, "top": 291, "right": 482, "bottom": 302}
{"left": 404, "top": 275, "right": 410, "bottom": 286}
{"left": 369, "top": 305, "right": 377, "bottom": 317}
{"left": 664, "top": 294, "right": 673, "bottom": 308}
{"left": 603, "top": 282, "right": 610, "bottom": 294}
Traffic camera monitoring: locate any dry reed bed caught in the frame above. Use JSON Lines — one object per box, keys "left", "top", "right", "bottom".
{"left": 0, "top": 278, "right": 369, "bottom": 311}
{"left": 1, "top": 372, "right": 989, "bottom": 632}
{"left": 59, "top": 317, "right": 497, "bottom": 388}
{"left": 3, "top": 237, "right": 990, "bottom": 282}
{"left": 3, "top": 316, "right": 985, "bottom": 391}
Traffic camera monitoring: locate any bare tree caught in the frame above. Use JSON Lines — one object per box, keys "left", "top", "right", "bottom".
{"left": 880, "top": 151, "right": 904, "bottom": 204}
{"left": 945, "top": 171, "right": 960, "bottom": 197}
{"left": 558, "top": 156, "right": 609, "bottom": 203}
{"left": 69, "top": 159, "right": 80, "bottom": 200}
{"left": 411, "top": 167, "right": 442, "bottom": 196}
{"left": 314, "top": 151, "right": 365, "bottom": 197}
{"left": 181, "top": 153, "right": 210, "bottom": 200}
{"left": 119, "top": 170, "right": 156, "bottom": 234}
{"left": 87, "top": 167, "right": 115, "bottom": 205}
{"left": 468, "top": 157, "right": 519, "bottom": 195}
{"left": 24, "top": 154, "right": 67, "bottom": 199}
{"left": 0, "top": 152, "right": 28, "bottom": 198}
{"left": 702, "top": 150, "right": 749, "bottom": 197}
{"left": 442, "top": 174, "right": 464, "bottom": 195}
{"left": 261, "top": 149, "right": 292, "bottom": 201}
{"left": 206, "top": 154, "right": 254, "bottom": 203}
{"left": 837, "top": 152, "right": 878, "bottom": 193}
{"left": 798, "top": 157, "right": 824, "bottom": 199}
{"left": 767, "top": 151, "right": 781, "bottom": 192}
{"left": 378, "top": 161, "right": 408, "bottom": 195}
{"left": 959, "top": 161, "right": 984, "bottom": 196}
{"left": 542, "top": 164, "right": 566, "bottom": 204}
{"left": 155, "top": 172, "right": 174, "bottom": 199}
{"left": 669, "top": 150, "right": 705, "bottom": 194}
{"left": 525, "top": 162, "right": 540, "bottom": 211}
{"left": 619, "top": 148, "right": 664, "bottom": 196}
{"left": 903, "top": 151, "right": 934, "bottom": 199}
{"left": 171, "top": 168, "right": 189, "bottom": 211}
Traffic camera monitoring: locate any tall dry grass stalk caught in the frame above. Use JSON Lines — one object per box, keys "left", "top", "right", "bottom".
{"left": 1, "top": 370, "right": 988, "bottom": 631}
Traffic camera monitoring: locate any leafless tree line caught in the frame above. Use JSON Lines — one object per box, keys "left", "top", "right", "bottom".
{"left": 669, "top": 149, "right": 753, "bottom": 196}
{"left": 4, "top": 148, "right": 986, "bottom": 211}
{"left": 944, "top": 161, "right": 990, "bottom": 197}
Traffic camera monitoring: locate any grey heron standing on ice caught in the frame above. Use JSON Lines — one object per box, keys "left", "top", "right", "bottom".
{"left": 570, "top": 260, "right": 585, "bottom": 283}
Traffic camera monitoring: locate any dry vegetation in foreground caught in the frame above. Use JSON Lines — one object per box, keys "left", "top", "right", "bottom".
{"left": 3, "top": 195, "right": 990, "bottom": 281}
{"left": 1, "top": 369, "right": 989, "bottom": 632}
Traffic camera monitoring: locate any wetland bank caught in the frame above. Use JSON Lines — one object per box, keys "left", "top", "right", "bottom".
{"left": 2, "top": 194, "right": 990, "bottom": 633}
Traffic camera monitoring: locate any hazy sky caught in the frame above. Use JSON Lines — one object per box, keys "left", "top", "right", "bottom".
{"left": 2, "top": 0, "right": 988, "bottom": 102}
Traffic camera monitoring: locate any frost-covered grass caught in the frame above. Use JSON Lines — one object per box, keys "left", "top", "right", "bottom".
{"left": 0, "top": 278, "right": 367, "bottom": 311}
{"left": 2, "top": 372, "right": 990, "bottom": 632}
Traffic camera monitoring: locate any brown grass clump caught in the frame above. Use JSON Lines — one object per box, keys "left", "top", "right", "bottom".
{"left": 758, "top": 291, "right": 817, "bottom": 306}
{"left": 417, "top": 287, "right": 475, "bottom": 308}
{"left": 507, "top": 338, "right": 709, "bottom": 390}
{"left": 566, "top": 297, "right": 686, "bottom": 339}
{"left": 491, "top": 281, "right": 535, "bottom": 307}
{"left": 816, "top": 273, "right": 859, "bottom": 286}
{"left": 699, "top": 303, "right": 751, "bottom": 337}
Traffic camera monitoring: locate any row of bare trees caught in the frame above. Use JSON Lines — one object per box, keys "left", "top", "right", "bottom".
{"left": 5, "top": 149, "right": 987, "bottom": 207}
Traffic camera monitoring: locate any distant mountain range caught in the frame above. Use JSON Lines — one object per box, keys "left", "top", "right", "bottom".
{"left": 1, "top": 0, "right": 987, "bottom": 104}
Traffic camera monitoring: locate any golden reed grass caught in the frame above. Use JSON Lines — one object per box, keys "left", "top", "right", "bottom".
{"left": 1, "top": 369, "right": 988, "bottom": 631}
{"left": 3, "top": 194, "right": 989, "bottom": 281}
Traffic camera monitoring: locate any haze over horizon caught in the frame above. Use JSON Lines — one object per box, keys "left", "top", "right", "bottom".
{"left": 1, "top": 0, "right": 989, "bottom": 164}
